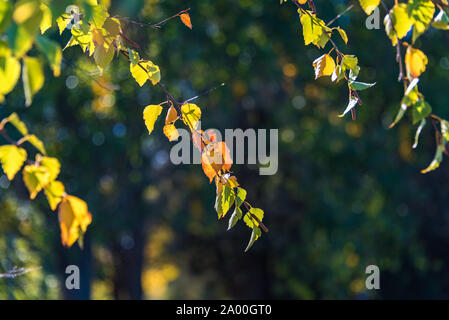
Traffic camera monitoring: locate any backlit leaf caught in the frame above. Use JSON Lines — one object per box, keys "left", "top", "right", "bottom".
{"left": 44, "top": 180, "right": 65, "bottom": 210}
{"left": 405, "top": 46, "right": 428, "bottom": 79}
{"left": 143, "top": 104, "right": 163, "bottom": 135}
{"left": 0, "top": 145, "right": 27, "bottom": 180}
{"left": 244, "top": 226, "right": 261, "bottom": 252}
{"left": 22, "top": 164, "right": 50, "bottom": 199}
{"left": 58, "top": 195, "right": 92, "bottom": 247}
{"left": 130, "top": 60, "right": 161, "bottom": 86}
{"left": 312, "top": 54, "right": 335, "bottom": 79}
{"left": 36, "top": 35, "right": 62, "bottom": 77}
{"left": 412, "top": 100, "right": 431, "bottom": 124}
{"left": 181, "top": 103, "right": 201, "bottom": 131}
{"left": 243, "top": 208, "right": 264, "bottom": 229}
{"left": 180, "top": 13, "right": 192, "bottom": 29}
{"left": 359, "top": 0, "right": 381, "bottom": 15}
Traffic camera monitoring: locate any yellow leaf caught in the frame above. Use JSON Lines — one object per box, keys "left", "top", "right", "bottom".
{"left": 44, "top": 180, "right": 65, "bottom": 210}
{"left": 22, "top": 56, "right": 44, "bottom": 107}
{"left": 299, "top": 10, "right": 330, "bottom": 48}
{"left": 56, "top": 14, "right": 70, "bottom": 35}
{"left": 243, "top": 208, "right": 264, "bottom": 229}
{"left": 163, "top": 124, "right": 179, "bottom": 141}
{"left": 13, "top": 0, "right": 40, "bottom": 24}
{"left": 180, "top": 13, "right": 192, "bottom": 29}
{"left": 405, "top": 46, "right": 428, "bottom": 78}
{"left": 0, "top": 145, "right": 27, "bottom": 180}
{"left": 143, "top": 104, "right": 163, "bottom": 135}
{"left": 25, "top": 134, "right": 46, "bottom": 155}
{"left": 388, "top": 4, "right": 413, "bottom": 41}
{"left": 312, "top": 54, "right": 336, "bottom": 79}
{"left": 181, "top": 103, "right": 201, "bottom": 131}
{"left": 38, "top": 155, "right": 60, "bottom": 182}
{"left": 39, "top": 3, "right": 52, "bottom": 34}
{"left": 359, "top": 0, "right": 381, "bottom": 15}
{"left": 58, "top": 195, "right": 92, "bottom": 247}
{"left": 130, "top": 60, "right": 161, "bottom": 86}
{"left": 5, "top": 112, "right": 28, "bottom": 136}
{"left": 22, "top": 164, "right": 50, "bottom": 199}
{"left": 0, "top": 55, "right": 21, "bottom": 97}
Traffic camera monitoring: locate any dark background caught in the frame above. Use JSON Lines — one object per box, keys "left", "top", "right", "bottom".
{"left": 1, "top": 0, "right": 449, "bottom": 299}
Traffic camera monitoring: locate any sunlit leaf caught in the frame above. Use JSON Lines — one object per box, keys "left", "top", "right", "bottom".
{"left": 22, "top": 164, "right": 50, "bottom": 199}
{"left": 405, "top": 46, "right": 428, "bottom": 79}
{"left": 130, "top": 60, "right": 161, "bottom": 86}
{"left": 143, "top": 104, "right": 163, "bottom": 135}
{"left": 215, "top": 185, "right": 234, "bottom": 219}
{"left": 181, "top": 103, "right": 201, "bottom": 131}
{"left": 245, "top": 226, "right": 261, "bottom": 252}
{"left": 39, "top": 3, "right": 52, "bottom": 34}
{"left": 243, "top": 208, "right": 264, "bottom": 229}
{"left": 44, "top": 180, "right": 65, "bottom": 211}
{"left": 413, "top": 118, "right": 426, "bottom": 149}
{"left": 412, "top": 100, "right": 431, "bottom": 124}
{"left": 312, "top": 54, "right": 335, "bottom": 79}
{"left": 0, "top": 145, "right": 27, "bottom": 180}
{"left": 58, "top": 195, "right": 92, "bottom": 247}
{"left": 179, "top": 13, "right": 192, "bottom": 29}
{"left": 359, "top": 0, "right": 381, "bottom": 15}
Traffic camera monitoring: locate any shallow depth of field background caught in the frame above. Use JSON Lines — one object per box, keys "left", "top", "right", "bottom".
{"left": 1, "top": 0, "right": 449, "bottom": 299}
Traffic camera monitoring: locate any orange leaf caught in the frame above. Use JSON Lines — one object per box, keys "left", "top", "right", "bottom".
{"left": 165, "top": 105, "right": 178, "bottom": 124}
{"left": 163, "top": 123, "right": 179, "bottom": 141}
{"left": 58, "top": 195, "right": 92, "bottom": 247}
{"left": 180, "top": 13, "right": 192, "bottom": 29}
{"left": 201, "top": 141, "right": 232, "bottom": 183}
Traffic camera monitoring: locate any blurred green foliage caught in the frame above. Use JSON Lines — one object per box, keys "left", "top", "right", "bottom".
{"left": 1, "top": 0, "right": 449, "bottom": 299}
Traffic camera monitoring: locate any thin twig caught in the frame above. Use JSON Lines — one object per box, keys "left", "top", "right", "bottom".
{"left": 327, "top": 4, "right": 354, "bottom": 26}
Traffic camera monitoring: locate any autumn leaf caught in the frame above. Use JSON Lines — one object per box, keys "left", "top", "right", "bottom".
{"left": 130, "top": 60, "right": 161, "bottom": 86}
{"left": 44, "top": 180, "right": 65, "bottom": 211}
{"left": 312, "top": 54, "right": 336, "bottom": 79}
{"left": 201, "top": 141, "right": 232, "bottom": 183}
{"left": 38, "top": 155, "right": 61, "bottom": 182}
{"left": 143, "top": 104, "right": 163, "bottom": 135}
{"left": 0, "top": 145, "right": 27, "bottom": 180}
{"left": 163, "top": 105, "right": 179, "bottom": 141}
{"left": 215, "top": 185, "right": 234, "bottom": 219}
{"left": 405, "top": 46, "right": 428, "bottom": 79}
{"left": 359, "top": 0, "right": 381, "bottom": 15}
{"left": 22, "top": 164, "right": 51, "bottom": 200}
{"left": 58, "top": 195, "right": 92, "bottom": 247}
{"left": 179, "top": 13, "right": 192, "bottom": 29}
{"left": 181, "top": 103, "right": 201, "bottom": 131}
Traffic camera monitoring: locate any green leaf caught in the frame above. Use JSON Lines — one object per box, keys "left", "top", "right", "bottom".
{"left": 244, "top": 226, "right": 261, "bottom": 252}
{"left": 349, "top": 81, "right": 376, "bottom": 91}
{"left": 228, "top": 206, "right": 242, "bottom": 231}
{"left": 243, "top": 208, "right": 264, "bottom": 229}
{"left": 407, "top": 0, "right": 435, "bottom": 42}
{"left": 339, "top": 97, "right": 358, "bottom": 118}
{"left": 441, "top": 119, "right": 449, "bottom": 142}
{"left": 7, "top": 8, "right": 43, "bottom": 58}
{"left": 22, "top": 56, "right": 45, "bottom": 107}
{"left": 342, "top": 55, "right": 358, "bottom": 72}
{"left": 432, "top": 9, "right": 449, "bottom": 30}
{"left": 389, "top": 103, "right": 408, "bottom": 128}
{"left": 0, "top": 0, "right": 13, "bottom": 34}
{"left": 235, "top": 187, "right": 247, "bottom": 208}
{"left": 215, "top": 185, "right": 235, "bottom": 219}
{"left": 36, "top": 36, "right": 62, "bottom": 77}
{"left": 412, "top": 100, "right": 431, "bottom": 124}
{"left": 421, "top": 143, "right": 445, "bottom": 174}
{"left": 412, "top": 118, "right": 426, "bottom": 149}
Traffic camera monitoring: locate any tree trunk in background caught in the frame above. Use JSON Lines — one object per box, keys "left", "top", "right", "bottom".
{"left": 112, "top": 229, "right": 144, "bottom": 300}
{"left": 58, "top": 234, "right": 92, "bottom": 300}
